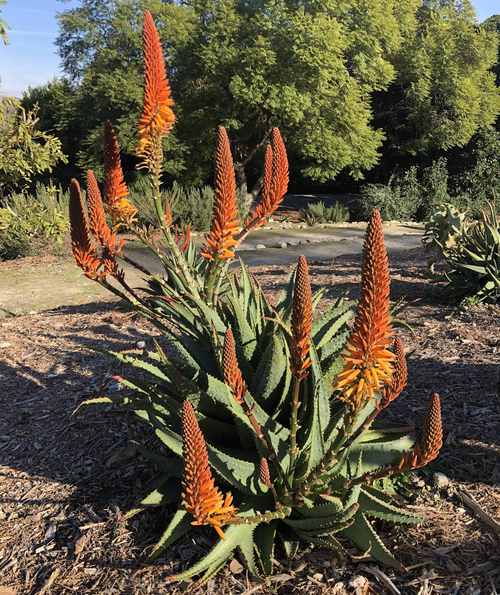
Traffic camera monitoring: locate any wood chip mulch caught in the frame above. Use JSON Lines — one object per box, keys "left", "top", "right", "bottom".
{"left": 1, "top": 249, "right": 499, "bottom": 594}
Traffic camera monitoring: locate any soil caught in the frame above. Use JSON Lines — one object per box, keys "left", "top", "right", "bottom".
{"left": 1, "top": 249, "right": 499, "bottom": 594}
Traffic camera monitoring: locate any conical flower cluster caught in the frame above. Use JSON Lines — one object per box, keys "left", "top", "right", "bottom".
{"left": 245, "top": 128, "right": 289, "bottom": 231}
{"left": 69, "top": 173, "right": 124, "bottom": 280}
{"left": 222, "top": 328, "right": 247, "bottom": 404}
{"left": 69, "top": 180, "right": 103, "bottom": 280}
{"left": 201, "top": 127, "right": 240, "bottom": 261}
{"left": 335, "top": 210, "right": 394, "bottom": 411}
{"left": 378, "top": 337, "right": 408, "bottom": 411}
{"left": 291, "top": 256, "right": 313, "bottom": 380}
{"left": 259, "top": 457, "right": 272, "bottom": 488}
{"left": 137, "top": 10, "right": 175, "bottom": 160}
{"left": 181, "top": 400, "right": 237, "bottom": 539}
{"left": 103, "top": 121, "right": 137, "bottom": 227}
{"left": 397, "top": 393, "right": 443, "bottom": 470}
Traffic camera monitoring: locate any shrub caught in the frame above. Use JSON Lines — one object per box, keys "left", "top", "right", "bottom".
{"left": 68, "top": 10, "right": 444, "bottom": 581}
{"left": 425, "top": 202, "right": 499, "bottom": 304}
{"left": 130, "top": 178, "right": 249, "bottom": 231}
{"left": 359, "top": 172, "right": 420, "bottom": 221}
{"left": 0, "top": 98, "right": 67, "bottom": 194}
{"left": 0, "top": 183, "right": 69, "bottom": 259}
{"left": 301, "top": 200, "right": 350, "bottom": 225}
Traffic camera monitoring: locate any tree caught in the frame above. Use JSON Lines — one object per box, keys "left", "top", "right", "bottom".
{"left": 377, "top": 0, "right": 499, "bottom": 155}
{"left": 483, "top": 14, "right": 500, "bottom": 86}
{"left": 0, "top": 0, "right": 7, "bottom": 45}
{"left": 55, "top": 0, "right": 422, "bottom": 188}
{"left": 0, "top": 98, "right": 67, "bottom": 195}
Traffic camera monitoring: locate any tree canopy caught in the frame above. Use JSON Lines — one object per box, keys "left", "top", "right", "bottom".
{"left": 21, "top": 0, "right": 499, "bottom": 189}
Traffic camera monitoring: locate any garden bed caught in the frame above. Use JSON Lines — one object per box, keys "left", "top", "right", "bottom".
{"left": 0, "top": 249, "right": 499, "bottom": 594}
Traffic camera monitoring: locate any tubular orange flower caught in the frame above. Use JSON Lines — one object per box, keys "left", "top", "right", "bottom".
{"left": 245, "top": 128, "right": 289, "bottom": 231}
{"left": 164, "top": 201, "right": 173, "bottom": 227}
{"left": 397, "top": 393, "right": 443, "bottom": 470}
{"left": 69, "top": 179, "right": 103, "bottom": 280}
{"left": 222, "top": 328, "right": 246, "bottom": 404}
{"left": 103, "top": 121, "right": 137, "bottom": 227}
{"left": 137, "top": 10, "right": 175, "bottom": 159}
{"left": 201, "top": 127, "right": 240, "bottom": 261}
{"left": 181, "top": 400, "right": 237, "bottom": 539}
{"left": 259, "top": 457, "right": 272, "bottom": 488}
{"left": 335, "top": 209, "right": 394, "bottom": 411}
{"left": 378, "top": 337, "right": 408, "bottom": 411}
{"left": 174, "top": 224, "right": 191, "bottom": 253}
{"left": 291, "top": 256, "right": 313, "bottom": 380}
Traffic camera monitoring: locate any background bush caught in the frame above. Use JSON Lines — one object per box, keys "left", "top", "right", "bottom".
{"left": 301, "top": 201, "right": 350, "bottom": 225}
{"left": 130, "top": 178, "right": 250, "bottom": 231}
{"left": 0, "top": 183, "right": 69, "bottom": 260}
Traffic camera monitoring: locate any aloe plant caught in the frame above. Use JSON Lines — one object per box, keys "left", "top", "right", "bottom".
{"left": 68, "top": 10, "right": 444, "bottom": 581}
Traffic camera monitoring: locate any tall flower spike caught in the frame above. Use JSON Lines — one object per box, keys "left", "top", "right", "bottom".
{"left": 181, "top": 401, "right": 237, "bottom": 539}
{"left": 103, "top": 121, "right": 137, "bottom": 227}
{"left": 201, "top": 127, "right": 240, "bottom": 261}
{"left": 397, "top": 393, "right": 443, "bottom": 471}
{"left": 87, "top": 170, "right": 113, "bottom": 247}
{"left": 259, "top": 457, "right": 272, "bottom": 488}
{"left": 378, "top": 337, "right": 408, "bottom": 411}
{"left": 245, "top": 128, "right": 289, "bottom": 231}
{"left": 291, "top": 256, "right": 313, "bottom": 380}
{"left": 137, "top": 10, "right": 176, "bottom": 160}
{"left": 69, "top": 179, "right": 103, "bottom": 280}
{"left": 222, "top": 328, "right": 246, "bottom": 404}
{"left": 335, "top": 209, "right": 394, "bottom": 411}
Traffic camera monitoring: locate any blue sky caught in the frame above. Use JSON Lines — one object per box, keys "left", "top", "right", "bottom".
{"left": 1, "top": 0, "right": 498, "bottom": 97}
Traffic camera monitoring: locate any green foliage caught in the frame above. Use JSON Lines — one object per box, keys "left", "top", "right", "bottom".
{"left": 384, "top": 0, "right": 499, "bottom": 155}
{"left": 301, "top": 201, "right": 350, "bottom": 225}
{"left": 426, "top": 202, "right": 500, "bottom": 304}
{"left": 0, "top": 0, "right": 7, "bottom": 45}
{"left": 129, "top": 179, "right": 249, "bottom": 231}
{"left": 0, "top": 98, "right": 67, "bottom": 195}
{"left": 359, "top": 167, "right": 421, "bottom": 221}
{"left": 452, "top": 127, "right": 500, "bottom": 212}
{"left": 0, "top": 183, "right": 69, "bottom": 259}
{"left": 52, "top": 0, "right": 435, "bottom": 186}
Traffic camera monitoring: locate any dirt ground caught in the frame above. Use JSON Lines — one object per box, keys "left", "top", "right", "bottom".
{"left": 1, "top": 249, "right": 499, "bottom": 594}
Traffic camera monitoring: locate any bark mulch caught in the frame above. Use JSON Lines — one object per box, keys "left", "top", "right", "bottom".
{"left": 1, "top": 250, "right": 499, "bottom": 594}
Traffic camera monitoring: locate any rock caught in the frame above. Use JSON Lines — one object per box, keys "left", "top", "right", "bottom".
{"left": 433, "top": 472, "right": 450, "bottom": 489}
{"left": 136, "top": 340, "right": 146, "bottom": 349}
{"left": 229, "top": 559, "right": 243, "bottom": 574}
{"left": 0, "top": 342, "right": 11, "bottom": 349}
{"left": 255, "top": 244, "right": 266, "bottom": 250}
{"left": 279, "top": 242, "right": 288, "bottom": 249}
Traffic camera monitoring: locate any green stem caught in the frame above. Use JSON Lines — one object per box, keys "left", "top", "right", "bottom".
{"left": 230, "top": 507, "right": 291, "bottom": 525}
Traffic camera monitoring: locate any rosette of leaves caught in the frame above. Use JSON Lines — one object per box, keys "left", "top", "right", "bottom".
{"left": 441, "top": 202, "right": 499, "bottom": 303}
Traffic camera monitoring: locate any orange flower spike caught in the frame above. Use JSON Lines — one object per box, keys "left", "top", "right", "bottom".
{"left": 68, "top": 179, "right": 103, "bottom": 280}
{"left": 86, "top": 170, "right": 124, "bottom": 258}
{"left": 164, "top": 201, "right": 173, "bottom": 227}
{"left": 103, "top": 122, "right": 137, "bottom": 226}
{"left": 398, "top": 393, "right": 443, "bottom": 471}
{"left": 291, "top": 256, "right": 313, "bottom": 380}
{"left": 181, "top": 400, "right": 237, "bottom": 539}
{"left": 246, "top": 128, "right": 289, "bottom": 230}
{"left": 86, "top": 170, "right": 112, "bottom": 246}
{"left": 378, "top": 337, "right": 408, "bottom": 411}
{"left": 419, "top": 393, "right": 443, "bottom": 464}
{"left": 201, "top": 127, "right": 240, "bottom": 261}
{"left": 259, "top": 457, "right": 272, "bottom": 488}
{"left": 137, "top": 10, "right": 176, "bottom": 158}
{"left": 336, "top": 209, "right": 394, "bottom": 411}
{"left": 222, "top": 328, "right": 247, "bottom": 404}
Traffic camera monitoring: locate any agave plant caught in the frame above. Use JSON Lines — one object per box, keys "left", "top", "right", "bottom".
{"left": 68, "top": 10, "right": 444, "bottom": 581}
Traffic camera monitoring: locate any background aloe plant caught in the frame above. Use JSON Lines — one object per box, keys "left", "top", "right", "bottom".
{"left": 68, "top": 10, "right": 444, "bottom": 582}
